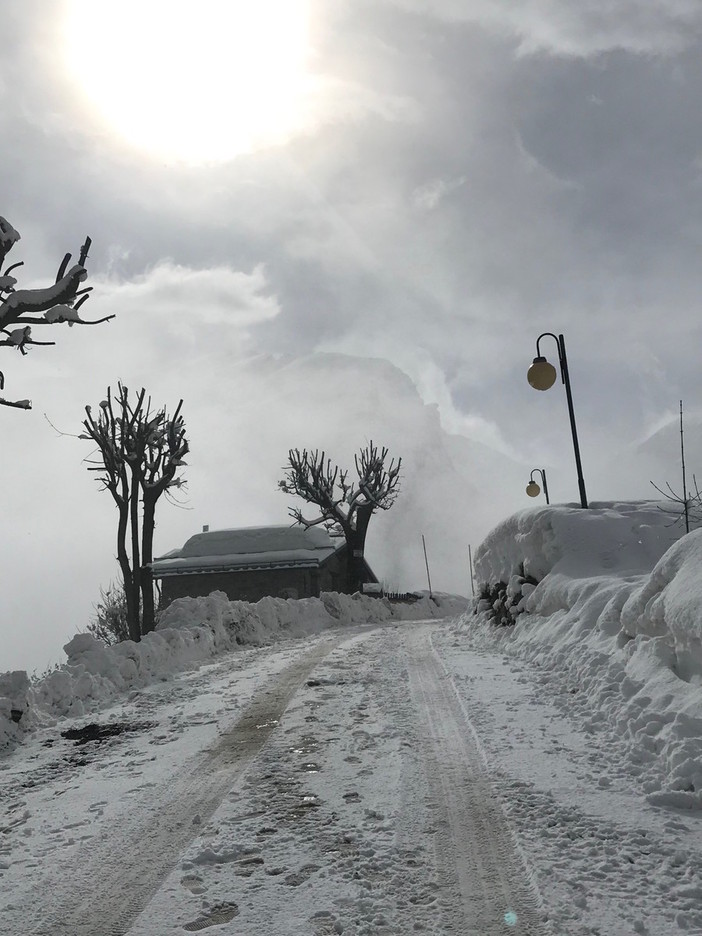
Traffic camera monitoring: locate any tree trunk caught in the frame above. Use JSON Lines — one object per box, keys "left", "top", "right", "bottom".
{"left": 128, "top": 465, "right": 142, "bottom": 637}
{"left": 345, "top": 504, "right": 373, "bottom": 593}
{"left": 115, "top": 500, "right": 140, "bottom": 642}
{"left": 140, "top": 493, "right": 157, "bottom": 635}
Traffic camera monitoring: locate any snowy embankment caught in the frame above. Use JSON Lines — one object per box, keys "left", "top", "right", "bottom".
{"left": 0, "top": 590, "right": 465, "bottom": 750}
{"left": 464, "top": 500, "right": 702, "bottom": 809}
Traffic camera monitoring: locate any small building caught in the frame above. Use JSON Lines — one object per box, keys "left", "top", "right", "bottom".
{"left": 151, "top": 524, "right": 378, "bottom": 606}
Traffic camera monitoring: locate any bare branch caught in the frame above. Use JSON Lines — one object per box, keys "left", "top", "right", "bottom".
{"left": 43, "top": 412, "right": 84, "bottom": 438}
{"left": 78, "top": 236, "right": 92, "bottom": 266}
{"left": 56, "top": 252, "right": 71, "bottom": 283}
{"left": 650, "top": 480, "right": 679, "bottom": 503}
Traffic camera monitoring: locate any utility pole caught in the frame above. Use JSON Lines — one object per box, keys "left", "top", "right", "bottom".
{"left": 422, "top": 534, "right": 433, "bottom": 599}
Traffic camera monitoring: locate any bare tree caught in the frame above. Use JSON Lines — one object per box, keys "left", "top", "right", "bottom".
{"left": 0, "top": 215, "right": 114, "bottom": 408}
{"left": 279, "top": 442, "right": 401, "bottom": 593}
{"left": 651, "top": 400, "right": 702, "bottom": 534}
{"left": 82, "top": 384, "right": 189, "bottom": 640}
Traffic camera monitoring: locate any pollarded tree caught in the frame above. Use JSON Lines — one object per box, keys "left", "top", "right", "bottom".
{"left": 82, "top": 384, "right": 189, "bottom": 640}
{"left": 0, "top": 215, "right": 113, "bottom": 408}
{"left": 279, "top": 442, "right": 401, "bottom": 593}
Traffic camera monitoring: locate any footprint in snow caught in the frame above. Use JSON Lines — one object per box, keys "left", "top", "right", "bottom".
{"left": 235, "top": 855, "right": 265, "bottom": 877}
{"left": 284, "top": 863, "right": 321, "bottom": 886}
{"left": 364, "top": 808, "right": 385, "bottom": 822}
{"left": 182, "top": 901, "right": 239, "bottom": 930}
{"left": 310, "top": 910, "right": 342, "bottom": 935}
{"left": 180, "top": 874, "right": 207, "bottom": 894}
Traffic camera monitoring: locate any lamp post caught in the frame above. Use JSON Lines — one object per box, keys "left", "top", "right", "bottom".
{"left": 526, "top": 468, "right": 550, "bottom": 504}
{"left": 527, "top": 332, "right": 588, "bottom": 509}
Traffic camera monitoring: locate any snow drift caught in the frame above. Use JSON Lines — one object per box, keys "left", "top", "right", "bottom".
{"left": 0, "top": 590, "right": 465, "bottom": 751}
{"left": 465, "top": 500, "right": 702, "bottom": 809}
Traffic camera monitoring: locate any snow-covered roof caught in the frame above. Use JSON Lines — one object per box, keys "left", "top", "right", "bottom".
{"left": 151, "top": 525, "right": 342, "bottom": 577}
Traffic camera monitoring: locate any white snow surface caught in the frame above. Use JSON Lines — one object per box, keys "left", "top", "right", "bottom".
{"left": 42, "top": 303, "right": 82, "bottom": 325}
{"left": 177, "top": 525, "right": 334, "bottom": 557}
{"left": 474, "top": 499, "right": 685, "bottom": 581}
{"left": 5, "top": 505, "right": 702, "bottom": 933}
{"left": 152, "top": 526, "right": 341, "bottom": 574}
{"left": 470, "top": 500, "right": 702, "bottom": 811}
{"left": 0, "top": 591, "right": 464, "bottom": 751}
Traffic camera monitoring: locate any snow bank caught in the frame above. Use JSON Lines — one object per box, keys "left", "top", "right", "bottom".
{"left": 0, "top": 590, "right": 465, "bottom": 751}
{"left": 465, "top": 501, "right": 702, "bottom": 809}
{"left": 620, "top": 529, "right": 702, "bottom": 681}
{"left": 474, "top": 500, "right": 684, "bottom": 583}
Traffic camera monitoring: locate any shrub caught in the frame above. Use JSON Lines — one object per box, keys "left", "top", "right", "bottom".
{"left": 86, "top": 582, "right": 132, "bottom": 645}
{"left": 476, "top": 563, "right": 539, "bottom": 627}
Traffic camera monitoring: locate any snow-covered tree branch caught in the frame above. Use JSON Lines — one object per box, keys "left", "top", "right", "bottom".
{"left": 0, "top": 216, "right": 115, "bottom": 409}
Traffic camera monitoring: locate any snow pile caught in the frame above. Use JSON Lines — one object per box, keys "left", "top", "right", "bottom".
{"left": 0, "top": 672, "right": 33, "bottom": 739}
{"left": 620, "top": 530, "right": 702, "bottom": 680}
{"left": 0, "top": 590, "right": 465, "bottom": 750}
{"left": 474, "top": 500, "right": 685, "bottom": 583}
{"left": 465, "top": 501, "right": 702, "bottom": 809}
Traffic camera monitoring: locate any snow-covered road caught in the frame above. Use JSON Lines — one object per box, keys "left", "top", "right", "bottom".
{"left": 2, "top": 619, "right": 702, "bottom": 934}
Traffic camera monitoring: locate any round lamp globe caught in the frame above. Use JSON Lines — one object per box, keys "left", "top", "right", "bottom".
{"left": 527, "top": 357, "right": 557, "bottom": 391}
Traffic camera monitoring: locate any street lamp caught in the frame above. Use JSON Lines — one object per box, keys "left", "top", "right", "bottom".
{"left": 526, "top": 468, "right": 549, "bottom": 504}
{"left": 527, "top": 332, "right": 588, "bottom": 509}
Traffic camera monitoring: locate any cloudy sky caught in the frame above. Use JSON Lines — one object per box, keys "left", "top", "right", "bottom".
{"left": 3, "top": 0, "right": 702, "bottom": 671}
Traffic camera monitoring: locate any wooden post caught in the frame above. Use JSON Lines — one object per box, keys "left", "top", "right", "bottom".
{"left": 422, "top": 534, "right": 433, "bottom": 598}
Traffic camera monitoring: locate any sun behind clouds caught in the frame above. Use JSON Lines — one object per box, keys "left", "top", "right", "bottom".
{"left": 61, "top": 0, "right": 313, "bottom": 164}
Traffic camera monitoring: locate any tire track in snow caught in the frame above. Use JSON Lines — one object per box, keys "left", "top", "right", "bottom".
{"left": 27, "top": 636, "right": 344, "bottom": 936}
{"left": 404, "top": 626, "right": 551, "bottom": 935}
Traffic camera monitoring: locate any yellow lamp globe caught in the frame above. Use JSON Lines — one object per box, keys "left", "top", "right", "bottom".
{"left": 527, "top": 356, "right": 558, "bottom": 391}
{"left": 526, "top": 481, "right": 541, "bottom": 498}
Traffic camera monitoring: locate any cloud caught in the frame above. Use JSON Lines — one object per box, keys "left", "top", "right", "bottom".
{"left": 94, "top": 262, "right": 281, "bottom": 330}
{"left": 0, "top": 4, "right": 693, "bottom": 467}
{"left": 5, "top": 0, "right": 702, "bottom": 673}
{"left": 411, "top": 176, "right": 467, "bottom": 211}
{"left": 386, "top": 0, "right": 702, "bottom": 57}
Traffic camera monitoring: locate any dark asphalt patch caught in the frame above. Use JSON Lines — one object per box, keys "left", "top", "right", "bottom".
{"left": 61, "top": 720, "right": 157, "bottom": 745}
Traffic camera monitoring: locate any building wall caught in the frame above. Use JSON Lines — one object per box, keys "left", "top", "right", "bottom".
{"left": 318, "top": 548, "right": 378, "bottom": 590}
{"left": 157, "top": 549, "right": 377, "bottom": 608}
{"left": 318, "top": 550, "right": 347, "bottom": 593}
{"left": 160, "top": 566, "right": 317, "bottom": 606}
